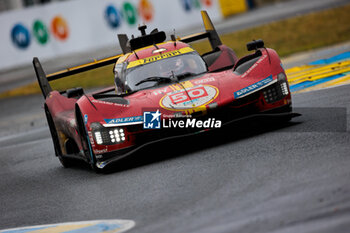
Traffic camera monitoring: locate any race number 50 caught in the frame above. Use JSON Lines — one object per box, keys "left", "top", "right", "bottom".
{"left": 169, "top": 86, "right": 208, "bottom": 104}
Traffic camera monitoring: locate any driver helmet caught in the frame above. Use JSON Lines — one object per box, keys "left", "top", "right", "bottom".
{"left": 174, "top": 58, "right": 185, "bottom": 72}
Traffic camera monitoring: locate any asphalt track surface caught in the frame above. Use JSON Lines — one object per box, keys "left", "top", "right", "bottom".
{"left": 0, "top": 81, "right": 349, "bottom": 232}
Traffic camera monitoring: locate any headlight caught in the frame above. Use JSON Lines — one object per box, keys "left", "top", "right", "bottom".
{"left": 108, "top": 128, "right": 126, "bottom": 143}
{"left": 94, "top": 131, "right": 103, "bottom": 144}
{"left": 277, "top": 72, "right": 287, "bottom": 82}
{"left": 91, "top": 123, "right": 126, "bottom": 145}
{"left": 280, "top": 82, "right": 289, "bottom": 95}
{"left": 277, "top": 72, "right": 289, "bottom": 96}
{"left": 263, "top": 72, "right": 289, "bottom": 103}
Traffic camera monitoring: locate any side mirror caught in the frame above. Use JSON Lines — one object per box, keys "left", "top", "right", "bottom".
{"left": 246, "top": 39, "right": 264, "bottom": 51}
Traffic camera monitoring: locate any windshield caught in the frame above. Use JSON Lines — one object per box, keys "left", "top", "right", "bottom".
{"left": 125, "top": 52, "right": 207, "bottom": 91}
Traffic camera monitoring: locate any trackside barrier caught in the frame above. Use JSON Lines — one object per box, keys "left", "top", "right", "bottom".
{"left": 218, "top": 0, "right": 248, "bottom": 17}
{"left": 0, "top": 0, "right": 222, "bottom": 71}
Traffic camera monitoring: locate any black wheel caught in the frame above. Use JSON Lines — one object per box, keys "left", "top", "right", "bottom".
{"left": 44, "top": 105, "right": 74, "bottom": 168}
{"left": 75, "top": 106, "right": 103, "bottom": 173}
{"left": 57, "top": 155, "right": 74, "bottom": 168}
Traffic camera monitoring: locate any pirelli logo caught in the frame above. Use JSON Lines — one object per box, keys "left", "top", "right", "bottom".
{"left": 127, "top": 47, "right": 194, "bottom": 69}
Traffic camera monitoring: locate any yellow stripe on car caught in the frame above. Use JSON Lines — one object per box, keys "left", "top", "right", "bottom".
{"left": 127, "top": 47, "right": 195, "bottom": 69}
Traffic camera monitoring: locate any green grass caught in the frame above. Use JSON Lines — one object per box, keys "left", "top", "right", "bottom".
{"left": 0, "top": 64, "right": 115, "bottom": 98}
{"left": 50, "top": 64, "right": 115, "bottom": 91}
{"left": 1, "top": 4, "right": 350, "bottom": 98}
{"left": 191, "top": 3, "right": 350, "bottom": 57}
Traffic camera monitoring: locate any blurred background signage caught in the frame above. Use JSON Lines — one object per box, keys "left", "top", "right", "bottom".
{"left": 0, "top": 0, "right": 263, "bottom": 71}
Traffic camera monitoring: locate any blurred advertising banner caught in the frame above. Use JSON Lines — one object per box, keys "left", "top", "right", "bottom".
{"left": 219, "top": 0, "right": 249, "bottom": 18}
{"left": 0, "top": 0, "right": 222, "bottom": 71}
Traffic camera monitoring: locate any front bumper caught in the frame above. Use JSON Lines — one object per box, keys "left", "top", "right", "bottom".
{"left": 95, "top": 104, "right": 300, "bottom": 169}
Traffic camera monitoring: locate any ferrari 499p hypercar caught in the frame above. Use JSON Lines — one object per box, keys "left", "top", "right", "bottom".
{"left": 34, "top": 11, "right": 298, "bottom": 172}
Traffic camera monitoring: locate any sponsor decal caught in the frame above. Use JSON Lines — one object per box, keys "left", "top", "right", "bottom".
{"left": 96, "top": 161, "right": 108, "bottom": 169}
{"left": 181, "top": 0, "right": 213, "bottom": 12}
{"left": 123, "top": 2, "right": 138, "bottom": 25}
{"left": 153, "top": 86, "right": 170, "bottom": 96}
{"left": 91, "top": 99, "right": 129, "bottom": 107}
{"left": 241, "top": 54, "right": 267, "bottom": 78}
{"left": 127, "top": 47, "right": 194, "bottom": 68}
{"left": 202, "top": 0, "right": 213, "bottom": 7}
{"left": 11, "top": 23, "right": 31, "bottom": 49}
{"left": 94, "top": 148, "right": 108, "bottom": 154}
{"left": 234, "top": 75, "right": 273, "bottom": 99}
{"left": 139, "top": 0, "right": 154, "bottom": 22}
{"left": 104, "top": 116, "right": 143, "bottom": 126}
{"left": 143, "top": 51, "right": 181, "bottom": 63}
{"left": 33, "top": 20, "right": 49, "bottom": 45}
{"left": 104, "top": 0, "right": 154, "bottom": 29}
{"left": 193, "top": 77, "right": 215, "bottom": 85}
{"left": 51, "top": 15, "right": 69, "bottom": 41}
{"left": 160, "top": 85, "right": 218, "bottom": 111}
{"left": 105, "top": 5, "right": 122, "bottom": 29}
{"left": 143, "top": 110, "right": 161, "bottom": 129}
{"left": 10, "top": 16, "right": 69, "bottom": 49}
{"left": 84, "top": 114, "right": 88, "bottom": 124}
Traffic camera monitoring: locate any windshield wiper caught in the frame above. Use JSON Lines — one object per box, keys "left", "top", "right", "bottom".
{"left": 135, "top": 76, "right": 173, "bottom": 86}
{"left": 175, "top": 72, "right": 197, "bottom": 79}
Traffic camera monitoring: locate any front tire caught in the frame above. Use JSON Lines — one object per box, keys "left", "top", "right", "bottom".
{"left": 45, "top": 105, "right": 74, "bottom": 168}
{"left": 75, "top": 106, "right": 103, "bottom": 173}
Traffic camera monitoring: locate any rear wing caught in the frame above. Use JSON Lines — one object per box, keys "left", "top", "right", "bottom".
{"left": 117, "top": 10, "right": 222, "bottom": 55}
{"left": 33, "top": 10, "right": 221, "bottom": 99}
{"left": 33, "top": 54, "right": 121, "bottom": 98}
{"left": 179, "top": 11, "right": 222, "bottom": 50}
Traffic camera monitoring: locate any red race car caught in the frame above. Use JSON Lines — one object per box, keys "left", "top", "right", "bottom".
{"left": 34, "top": 11, "right": 298, "bottom": 172}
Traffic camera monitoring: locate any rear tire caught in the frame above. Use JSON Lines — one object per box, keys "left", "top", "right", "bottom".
{"left": 45, "top": 105, "right": 74, "bottom": 168}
